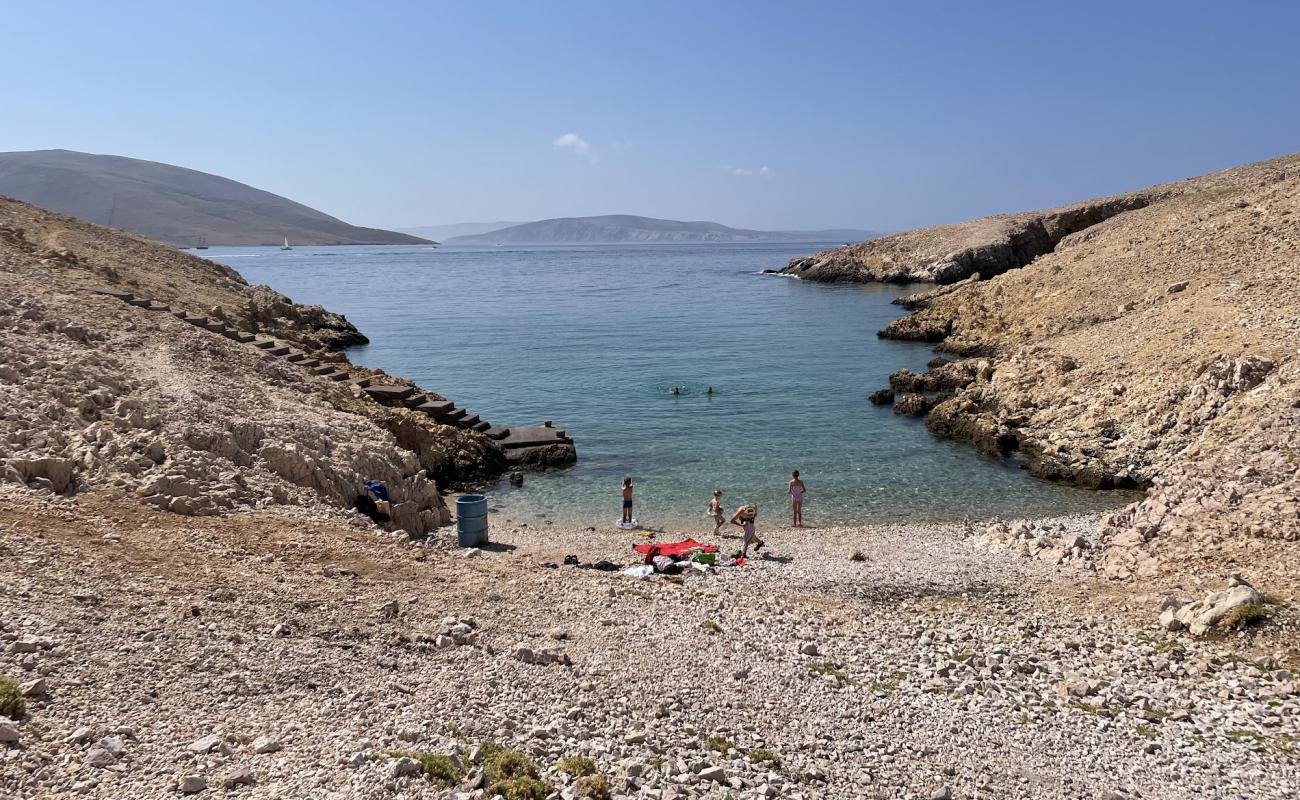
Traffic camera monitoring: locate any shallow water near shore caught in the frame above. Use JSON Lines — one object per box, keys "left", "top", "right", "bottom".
{"left": 214, "top": 242, "right": 1134, "bottom": 527}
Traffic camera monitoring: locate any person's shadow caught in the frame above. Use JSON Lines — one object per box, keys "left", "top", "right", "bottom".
{"left": 759, "top": 553, "right": 793, "bottom": 564}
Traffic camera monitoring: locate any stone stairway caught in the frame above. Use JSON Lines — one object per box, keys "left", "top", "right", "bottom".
{"left": 93, "top": 289, "right": 575, "bottom": 455}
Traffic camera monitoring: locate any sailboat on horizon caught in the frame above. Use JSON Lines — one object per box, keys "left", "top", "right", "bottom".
{"left": 280, "top": 237, "right": 292, "bottom": 251}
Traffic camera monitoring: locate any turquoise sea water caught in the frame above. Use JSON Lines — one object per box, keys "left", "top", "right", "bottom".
{"left": 211, "top": 242, "right": 1132, "bottom": 528}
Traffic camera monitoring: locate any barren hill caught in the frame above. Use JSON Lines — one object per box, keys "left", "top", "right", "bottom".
{"left": 791, "top": 152, "right": 1300, "bottom": 586}
{"left": 446, "top": 214, "right": 877, "bottom": 244}
{"left": 0, "top": 150, "right": 430, "bottom": 247}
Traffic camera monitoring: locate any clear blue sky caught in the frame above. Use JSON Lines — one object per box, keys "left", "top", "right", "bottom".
{"left": 5, "top": 1, "right": 1299, "bottom": 231}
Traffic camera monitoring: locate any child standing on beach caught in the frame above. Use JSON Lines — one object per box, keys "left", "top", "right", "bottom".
{"left": 621, "top": 477, "right": 634, "bottom": 524}
{"left": 708, "top": 489, "right": 725, "bottom": 533}
{"left": 789, "top": 470, "right": 806, "bottom": 527}
{"left": 730, "top": 504, "right": 763, "bottom": 558}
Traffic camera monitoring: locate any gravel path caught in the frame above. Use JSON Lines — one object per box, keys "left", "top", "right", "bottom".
{"left": 2, "top": 491, "right": 1296, "bottom": 799}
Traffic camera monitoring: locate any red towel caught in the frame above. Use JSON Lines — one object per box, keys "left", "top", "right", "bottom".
{"left": 633, "top": 538, "right": 718, "bottom": 557}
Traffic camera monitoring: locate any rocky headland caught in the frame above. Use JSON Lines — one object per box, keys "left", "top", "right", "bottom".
{"left": 0, "top": 197, "right": 573, "bottom": 538}
{"left": 783, "top": 153, "right": 1299, "bottom": 596}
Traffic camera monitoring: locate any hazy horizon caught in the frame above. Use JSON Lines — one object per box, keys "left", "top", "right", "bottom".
{"left": 4, "top": 1, "right": 1299, "bottom": 233}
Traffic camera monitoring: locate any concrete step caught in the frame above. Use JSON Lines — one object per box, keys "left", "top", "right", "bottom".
{"left": 499, "top": 426, "right": 572, "bottom": 450}
{"left": 311, "top": 365, "right": 335, "bottom": 376}
{"left": 364, "top": 385, "right": 415, "bottom": 403}
{"left": 456, "top": 413, "right": 482, "bottom": 428}
{"left": 325, "top": 370, "right": 350, "bottom": 381}
{"left": 484, "top": 426, "right": 511, "bottom": 440}
{"left": 298, "top": 357, "right": 321, "bottom": 368}
{"left": 203, "top": 322, "right": 230, "bottom": 334}
{"left": 417, "top": 399, "right": 455, "bottom": 417}
{"left": 266, "top": 345, "right": 291, "bottom": 357}
{"left": 471, "top": 420, "right": 491, "bottom": 433}
{"left": 147, "top": 302, "right": 171, "bottom": 312}
{"left": 351, "top": 376, "right": 373, "bottom": 389}
{"left": 285, "top": 352, "right": 307, "bottom": 363}
{"left": 96, "top": 290, "right": 136, "bottom": 301}
{"left": 234, "top": 332, "right": 257, "bottom": 344}
{"left": 252, "top": 339, "right": 277, "bottom": 350}
{"left": 127, "top": 297, "right": 153, "bottom": 308}
{"left": 182, "top": 315, "right": 209, "bottom": 326}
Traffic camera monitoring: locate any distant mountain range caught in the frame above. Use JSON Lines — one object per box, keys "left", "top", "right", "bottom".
{"left": 0, "top": 150, "right": 429, "bottom": 247}
{"left": 397, "top": 221, "right": 526, "bottom": 241}
{"left": 443, "top": 215, "right": 878, "bottom": 245}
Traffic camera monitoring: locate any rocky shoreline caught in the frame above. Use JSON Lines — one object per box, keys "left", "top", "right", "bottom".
{"left": 779, "top": 153, "right": 1299, "bottom": 599}
{"left": 0, "top": 197, "right": 574, "bottom": 539}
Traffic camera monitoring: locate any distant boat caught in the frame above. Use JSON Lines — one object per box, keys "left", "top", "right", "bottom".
{"left": 195, "top": 236, "right": 208, "bottom": 250}
{"left": 280, "top": 237, "right": 292, "bottom": 251}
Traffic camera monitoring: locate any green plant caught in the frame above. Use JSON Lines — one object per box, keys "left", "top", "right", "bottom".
{"left": 1135, "top": 725, "right": 1158, "bottom": 740}
{"left": 707, "top": 735, "right": 734, "bottom": 753}
{"left": 573, "top": 774, "right": 612, "bottom": 799}
{"left": 0, "top": 677, "right": 25, "bottom": 719}
{"left": 558, "top": 756, "right": 597, "bottom": 777}
{"left": 700, "top": 620, "right": 723, "bottom": 634}
{"left": 1223, "top": 603, "right": 1269, "bottom": 630}
{"left": 491, "top": 776, "right": 552, "bottom": 800}
{"left": 480, "top": 746, "right": 548, "bottom": 799}
{"left": 386, "top": 751, "right": 462, "bottom": 788}
{"left": 749, "top": 749, "right": 781, "bottom": 768}
{"left": 472, "top": 741, "right": 506, "bottom": 765}
{"left": 484, "top": 748, "right": 538, "bottom": 783}
{"left": 807, "top": 662, "right": 855, "bottom": 684}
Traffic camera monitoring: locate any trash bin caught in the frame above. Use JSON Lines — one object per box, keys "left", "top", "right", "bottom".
{"left": 456, "top": 494, "right": 488, "bottom": 547}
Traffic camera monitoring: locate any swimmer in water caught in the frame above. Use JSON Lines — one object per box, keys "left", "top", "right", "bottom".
{"left": 705, "top": 386, "right": 714, "bottom": 395}
{"left": 671, "top": 387, "right": 681, "bottom": 396}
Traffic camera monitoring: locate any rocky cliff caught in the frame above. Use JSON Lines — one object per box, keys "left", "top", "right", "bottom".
{"left": 805, "top": 153, "right": 1300, "bottom": 585}
{"left": 0, "top": 198, "right": 524, "bottom": 536}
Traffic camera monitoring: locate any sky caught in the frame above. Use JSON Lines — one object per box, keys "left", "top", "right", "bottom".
{"left": 4, "top": 1, "right": 1300, "bottom": 232}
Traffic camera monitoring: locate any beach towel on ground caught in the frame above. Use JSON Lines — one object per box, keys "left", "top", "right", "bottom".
{"left": 632, "top": 538, "right": 718, "bottom": 558}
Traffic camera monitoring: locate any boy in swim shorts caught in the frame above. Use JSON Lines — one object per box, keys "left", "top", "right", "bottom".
{"left": 621, "top": 476, "right": 634, "bottom": 524}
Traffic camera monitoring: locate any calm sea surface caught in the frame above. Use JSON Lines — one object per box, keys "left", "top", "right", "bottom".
{"left": 210, "top": 242, "right": 1132, "bottom": 528}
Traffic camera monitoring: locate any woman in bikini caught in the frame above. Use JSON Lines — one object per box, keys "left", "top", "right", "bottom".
{"left": 789, "top": 470, "right": 806, "bottom": 527}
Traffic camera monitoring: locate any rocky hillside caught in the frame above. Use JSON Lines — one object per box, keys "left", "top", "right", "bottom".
{"left": 0, "top": 197, "right": 516, "bottom": 536}
{"left": 810, "top": 152, "right": 1300, "bottom": 585}
{"left": 0, "top": 150, "right": 431, "bottom": 246}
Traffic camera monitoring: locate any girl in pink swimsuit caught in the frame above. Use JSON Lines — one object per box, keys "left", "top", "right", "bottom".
{"left": 789, "top": 470, "right": 806, "bottom": 527}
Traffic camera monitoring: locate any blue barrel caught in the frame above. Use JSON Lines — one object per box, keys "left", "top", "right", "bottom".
{"left": 456, "top": 494, "right": 489, "bottom": 547}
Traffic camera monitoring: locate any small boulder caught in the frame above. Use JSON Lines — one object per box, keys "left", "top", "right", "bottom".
{"left": 188, "top": 734, "right": 222, "bottom": 754}
{"left": 178, "top": 775, "right": 207, "bottom": 794}
{"left": 250, "top": 736, "right": 281, "bottom": 754}
{"left": 387, "top": 756, "right": 422, "bottom": 778}
{"left": 84, "top": 747, "right": 117, "bottom": 768}
{"left": 221, "top": 765, "right": 255, "bottom": 788}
